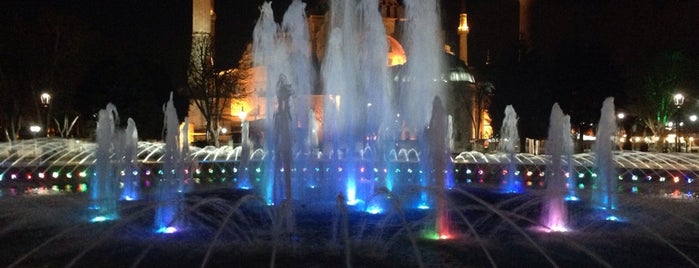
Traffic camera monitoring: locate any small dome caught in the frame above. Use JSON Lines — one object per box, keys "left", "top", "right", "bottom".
{"left": 391, "top": 52, "right": 476, "bottom": 84}
{"left": 387, "top": 36, "right": 406, "bottom": 66}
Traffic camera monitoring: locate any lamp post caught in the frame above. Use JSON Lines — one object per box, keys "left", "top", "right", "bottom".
{"left": 30, "top": 125, "right": 41, "bottom": 155}
{"left": 238, "top": 108, "right": 247, "bottom": 147}
{"left": 40, "top": 93, "right": 51, "bottom": 137}
{"left": 674, "top": 93, "right": 685, "bottom": 152}
{"left": 617, "top": 112, "right": 626, "bottom": 150}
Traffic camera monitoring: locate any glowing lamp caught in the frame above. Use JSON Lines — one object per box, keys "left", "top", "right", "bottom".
{"left": 674, "top": 93, "right": 685, "bottom": 107}
{"left": 30, "top": 125, "right": 41, "bottom": 133}
{"left": 40, "top": 93, "right": 51, "bottom": 107}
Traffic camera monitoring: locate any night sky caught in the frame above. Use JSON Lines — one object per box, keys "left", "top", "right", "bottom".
{"left": 0, "top": 0, "right": 697, "bottom": 138}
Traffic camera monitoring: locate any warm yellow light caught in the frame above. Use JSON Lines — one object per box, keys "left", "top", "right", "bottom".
{"left": 458, "top": 13, "right": 469, "bottom": 33}
{"left": 231, "top": 101, "right": 250, "bottom": 119}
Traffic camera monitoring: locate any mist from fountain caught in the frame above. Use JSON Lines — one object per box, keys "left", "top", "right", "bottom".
{"left": 593, "top": 97, "right": 618, "bottom": 214}
{"left": 273, "top": 75, "right": 295, "bottom": 234}
{"left": 118, "top": 118, "right": 140, "bottom": 201}
{"left": 541, "top": 103, "right": 570, "bottom": 232}
{"left": 499, "top": 105, "right": 522, "bottom": 193}
{"left": 424, "top": 96, "right": 451, "bottom": 238}
{"left": 154, "top": 93, "right": 189, "bottom": 233}
{"left": 90, "top": 104, "right": 120, "bottom": 222}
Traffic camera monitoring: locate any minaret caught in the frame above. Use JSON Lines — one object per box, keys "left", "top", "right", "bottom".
{"left": 191, "top": 0, "right": 215, "bottom": 69}
{"left": 518, "top": 0, "right": 530, "bottom": 61}
{"left": 193, "top": 0, "right": 214, "bottom": 35}
{"left": 457, "top": 13, "right": 469, "bottom": 65}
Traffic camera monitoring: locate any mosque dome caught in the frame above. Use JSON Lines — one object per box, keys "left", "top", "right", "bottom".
{"left": 391, "top": 52, "right": 476, "bottom": 84}
{"left": 387, "top": 36, "right": 407, "bottom": 66}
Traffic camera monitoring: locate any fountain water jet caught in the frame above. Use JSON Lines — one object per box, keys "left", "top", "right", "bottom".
{"left": 499, "top": 105, "right": 522, "bottom": 193}
{"left": 541, "top": 103, "right": 570, "bottom": 232}
{"left": 90, "top": 104, "right": 120, "bottom": 222}
{"left": 424, "top": 96, "right": 451, "bottom": 238}
{"left": 118, "top": 118, "right": 140, "bottom": 201}
{"left": 593, "top": 97, "right": 618, "bottom": 215}
{"left": 154, "top": 93, "right": 189, "bottom": 233}
{"left": 273, "top": 75, "right": 295, "bottom": 234}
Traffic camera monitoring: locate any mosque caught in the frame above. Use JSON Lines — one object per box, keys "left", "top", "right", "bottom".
{"left": 186, "top": 0, "right": 519, "bottom": 151}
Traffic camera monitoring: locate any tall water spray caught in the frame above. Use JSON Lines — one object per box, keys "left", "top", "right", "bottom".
{"left": 253, "top": 2, "right": 283, "bottom": 205}
{"left": 401, "top": 0, "right": 444, "bottom": 131}
{"left": 281, "top": 0, "right": 315, "bottom": 201}
{"left": 319, "top": 0, "right": 395, "bottom": 205}
{"left": 154, "top": 93, "right": 189, "bottom": 233}
{"left": 90, "top": 104, "right": 120, "bottom": 222}
{"left": 499, "top": 105, "right": 522, "bottom": 193}
{"left": 118, "top": 118, "right": 139, "bottom": 201}
{"left": 425, "top": 97, "right": 451, "bottom": 238}
{"left": 592, "top": 97, "right": 618, "bottom": 212}
{"left": 542, "top": 103, "right": 570, "bottom": 232}
{"left": 563, "top": 113, "right": 576, "bottom": 200}
{"left": 273, "top": 75, "right": 295, "bottom": 234}
{"left": 238, "top": 116, "right": 252, "bottom": 190}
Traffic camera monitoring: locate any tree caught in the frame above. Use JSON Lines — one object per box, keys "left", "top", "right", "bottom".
{"left": 185, "top": 35, "right": 250, "bottom": 146}
{"left": 0, "top": 5, "right": 96, "bottom": 140}
{"left": 629, "top": 51, "right": 695, "bottom": 151}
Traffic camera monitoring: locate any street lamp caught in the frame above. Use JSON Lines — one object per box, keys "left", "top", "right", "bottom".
{"left": 30, "top": 125, "right": 41, "bottom": 155}
{"left": 674, "top": 93, "right": 685, "bottom": 152}
{"left": 40, "top": 92, "right": 51, "bottom": 137}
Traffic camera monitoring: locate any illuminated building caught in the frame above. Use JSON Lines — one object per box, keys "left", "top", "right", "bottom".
{"left": 187, "top": 0, "right": 492, "bottom": 150}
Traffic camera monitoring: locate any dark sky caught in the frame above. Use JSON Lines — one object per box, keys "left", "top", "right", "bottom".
{"left": 3, "top": 0, "right": 695, "bottom": 77}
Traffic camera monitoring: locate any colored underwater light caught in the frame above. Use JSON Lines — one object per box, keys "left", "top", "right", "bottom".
{"left": 90, "top": 215, "right": 117, "bottom": 223}
{"left": 366, "top": 205, "right": 383, "bottom": 214}
{"left": 156, "top": 226, "right": 178, "bottom": 234}
{"left": 422, "top": 230, "right": 451, "bottom": 240}
{"left": 565, "top": 195, "right": 579, "bottom": 201}
{"left": 605, "top": 215, "right": 621, "bottom": 221}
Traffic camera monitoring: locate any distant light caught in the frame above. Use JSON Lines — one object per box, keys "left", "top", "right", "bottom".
{"left": 30, "top": 125, "right": 41, "bottom": 133}
{"left": 91, "top": 216, "right": 108, "bottom": 222}
{"left": 366, "top": 206, "right": 383, "bottom": 214}
{"left": 606, "top": 216, "right": 620, "bottom": 221}
{"left": 691, "top": 115, "right": 698, "bottom": 122}
{"left": 156, "top": 227, "right": 178, "bottom": 234}
{"left": 617, "top": 112, "right": 625, "bottom": 119}
{"left": 565, "top": 195, "right": 579, "bottom": 201}
{"left": 40, "top": 93, "right": 51, "bottom": 106}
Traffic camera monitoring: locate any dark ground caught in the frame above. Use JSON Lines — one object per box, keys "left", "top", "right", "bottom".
{"left": 1, "top": 186, "right": 698, "bottom": 268}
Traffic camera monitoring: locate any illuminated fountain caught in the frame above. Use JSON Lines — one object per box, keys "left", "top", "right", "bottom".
{"left": 540, "top": 103, "right": 571, "bottom": 232}
{"left": 593, "top": 97, "right": 619, "bottom": 219}
{"left": 154, "top": 93, "right": 191, "bottom": 233}
{"left": 90, "top": 104, "right": 142, "bottom": 222}
{"left": 499, "top": 105, "right": 523, "bottom": 193}
{"left": 4, "top": 1, "right": 699, "bottom": 266}
{"left": 90, "top": 104, "right": 121, "bottom": 222}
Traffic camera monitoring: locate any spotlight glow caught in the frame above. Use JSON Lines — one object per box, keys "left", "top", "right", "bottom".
{"left": 156, "top": 227, "right": 178, "bottom": 234}
{"left": 366, "top": 205, "right": 383, "bottom": 214}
